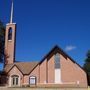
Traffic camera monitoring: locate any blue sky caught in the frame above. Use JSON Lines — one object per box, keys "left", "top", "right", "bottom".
{"left": 0, "top": 0, "right": 90, "bottom": 68}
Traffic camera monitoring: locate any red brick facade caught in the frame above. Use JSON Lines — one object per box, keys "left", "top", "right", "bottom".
{"left": 3, "top": 46, "right": 87, "bottom": 87}
{"left": 2, "top": 8, "right": 87, "bottom": 87}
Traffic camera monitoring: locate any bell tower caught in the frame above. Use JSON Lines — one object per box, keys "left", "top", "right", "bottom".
{"left": 5, "top": 0, "right": 16, "bottom": 65}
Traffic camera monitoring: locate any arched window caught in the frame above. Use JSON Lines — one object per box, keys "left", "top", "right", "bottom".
{"left": 11, "top": 75, "right": 19, "bottom": 86}
{"left": 54, "top": 53, "right": 60, "bottom": 69}
{"left": 8, "top": 28, "right": 12, "bottom": 40}
{"left": 29, "top": 76, "right": 36, "bottom": 85}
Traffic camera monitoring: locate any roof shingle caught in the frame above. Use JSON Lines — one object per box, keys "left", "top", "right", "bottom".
{"left": 4, "top": 62, "right": 38, "bottom": 75}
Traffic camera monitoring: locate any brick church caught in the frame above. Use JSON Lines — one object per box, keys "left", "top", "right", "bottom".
{"left": 0, "top": 0, "right": 87, "bottom": 88}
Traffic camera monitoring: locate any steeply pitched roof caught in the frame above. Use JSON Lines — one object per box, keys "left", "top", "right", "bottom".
{"left": 39, "top": 45, "right": 68, "bottom": 64}
{"left": 4, "top": 45, "right": 84, "bottom": 75}
{"left": 4, "top": 62, "right": 38, "bottom": 75}
{"left": 39, "top": 45, "right": 84, "bottom": 71}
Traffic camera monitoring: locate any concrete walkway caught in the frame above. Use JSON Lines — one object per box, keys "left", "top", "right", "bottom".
{"left": 0, "top": 87, "right": 88, "bottom": 90}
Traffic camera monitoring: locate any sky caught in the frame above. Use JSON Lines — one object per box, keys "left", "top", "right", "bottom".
{"left": 0, "top": 0, "right": 90, "bottom": 69}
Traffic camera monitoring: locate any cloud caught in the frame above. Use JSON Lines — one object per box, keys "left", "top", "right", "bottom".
{"left": 65, "top": 45, "right": 77, "bottom": 51}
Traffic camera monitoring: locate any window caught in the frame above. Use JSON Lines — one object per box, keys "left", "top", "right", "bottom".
{"left": 11, "top": 75, "right": 19, "bottom": 86}
{"left": 29, "top": 76, "right": 36, "bottom": 85}
{"left": 8, "top": 28, "right": 12, "bottom": 40}
{"left": 54, "top": 53, "right": 60, "bottom": 69}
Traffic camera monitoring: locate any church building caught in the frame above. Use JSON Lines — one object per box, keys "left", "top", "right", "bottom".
{"left": 0, "top": 0, "right": 87, "bottom": 88}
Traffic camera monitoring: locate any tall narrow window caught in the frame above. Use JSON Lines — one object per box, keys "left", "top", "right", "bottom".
{"left": 54, "top": 53, "right": 61, "bottom": 83}
{"left": 11, "top": 75, "right": 19, "bottom": 86}
{"left": 54, "top": 53, "right": 60, "bottom": 69}
{"left": 8, "top": 28, "right": 12, "bottom": 40}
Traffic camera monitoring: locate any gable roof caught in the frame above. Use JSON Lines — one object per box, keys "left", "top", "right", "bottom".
{"left": 4, "top": 62, "right": 38, "bottom": 75}
{"left": 4, "top": 45, "right": 84, "bottom": 75}
{"left": 39, "top": 45, "right": 84, "bottom": 71}
{"left": 39, "top": 45, "right": 68, "bottom": 64}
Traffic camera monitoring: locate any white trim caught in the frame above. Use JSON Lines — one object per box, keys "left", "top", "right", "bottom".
{"left": 30, "top": 76, "right": 36, "bottom": 79}
{"left": 8, "top": 40, "right": 12, "bottom": 42}
{"left": 9, "top": 76, "right": 11, "bottom": 87}
{"left": 29, "top": 76, "right": 36, "bottom": 85}
{"left": 6, "top": 23, "right": 16, "bottom": 25}
{"left": 55, "top": 69, "right": 62, "bottom": 84}
{"left": 9, "top": 74, "right": 20, "bottom": 87}
{"left": 38, "top": 82, "right": 77, "bottom": 85}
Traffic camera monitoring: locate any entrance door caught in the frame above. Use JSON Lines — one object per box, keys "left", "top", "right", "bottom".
{"left": 11, "top": 75, "right": 19, "bottom": 86}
